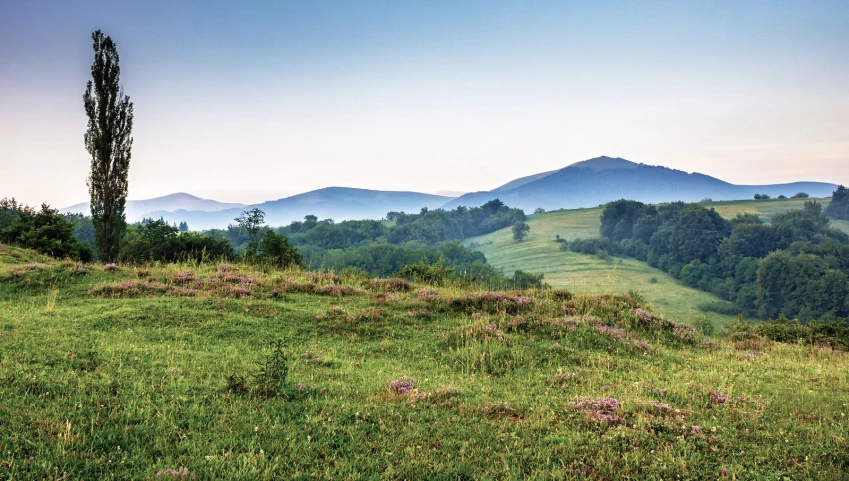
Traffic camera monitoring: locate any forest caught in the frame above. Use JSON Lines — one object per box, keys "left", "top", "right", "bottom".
{"left": 566, "top": 196, "right": 849, "bottom": 321}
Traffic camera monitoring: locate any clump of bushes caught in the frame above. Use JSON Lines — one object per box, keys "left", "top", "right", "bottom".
{"left": 0, "top": 200, "right": 93, "bottom": 261}
{"left": 727, "top": 315, "right": 849, "bottom": 350}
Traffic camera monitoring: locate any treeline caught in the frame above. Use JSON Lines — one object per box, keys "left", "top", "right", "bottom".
{"left": 564, "top": 199, "right": 849, "bottom": 321}
{"left": 202, "top": 199, "right": 534, "bottom": 287}
{"left": 2, "top": 196, "right": 538, "bottom": 289}
{"left": 0, "top": 199, "right": 94, "bottom": 261}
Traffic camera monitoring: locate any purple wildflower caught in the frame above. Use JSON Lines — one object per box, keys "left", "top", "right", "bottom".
{"left": 389, "top": 376, "right": 417, "bottom": 394}
{"left": 709, "top": 391, "right": 729, "bottom": 405}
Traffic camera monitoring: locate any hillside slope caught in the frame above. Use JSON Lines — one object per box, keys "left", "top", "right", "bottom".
{"left": 462, "top": 197, "right": 847, "bottom": 326}
{"left": 1, "top": 252, "right": 846, "bottom": 478}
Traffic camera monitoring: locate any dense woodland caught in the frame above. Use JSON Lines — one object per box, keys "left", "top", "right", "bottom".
{"left": 566, "top": 195, "right": 849, "bottom": 321}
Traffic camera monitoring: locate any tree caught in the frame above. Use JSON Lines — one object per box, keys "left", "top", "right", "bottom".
{"left": 791, "top": 192, "right": 809, "bottom": 199}
{"left": 178, "top": 221, "right": 189, "bottom": 232}
{"left": 512, "top": 222, "right": 530, "bottom": 241}
{"left": 84, "top": 30, "right": 134, "bottom": 262}
{"left": 234, "top": 208, "right": 265, "bottom": 254}
{"left": 826, "top": 185, "right": 849, "bottom": 221}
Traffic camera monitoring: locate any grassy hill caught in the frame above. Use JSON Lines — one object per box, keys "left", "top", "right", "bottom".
{"left": 463, "top": 197, "right": 844, "bottom": 328}
{"left": 1, "top": 250, "right": 847, "bottom": 478}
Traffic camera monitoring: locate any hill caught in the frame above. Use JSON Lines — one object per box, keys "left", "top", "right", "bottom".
{"left": 462, "top": 197, "right": 847, "bottom": 326}
{"left": 60, "top": 192, "right": 244, "bottom": 222}
{"left": 446, "top": 156, "right": 837, "bottom": 212}
{"left": 150, "top": 187, "right": 454, "bottom": 230}
{"left": 1, "top": 250, "right": 846, "bottom": 478}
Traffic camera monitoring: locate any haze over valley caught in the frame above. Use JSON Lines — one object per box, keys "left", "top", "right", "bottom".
{"left": 61, "top": 156, "right": 839, "bottom": 229}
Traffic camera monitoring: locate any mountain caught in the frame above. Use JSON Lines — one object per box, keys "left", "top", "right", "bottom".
{"left": 443, "top": 156, "right": 838, "bottom": 212}
{"left": 491, "top": 169, "right": 559, "bottom": 192}
{"left": 148, "top": 187, "right": 453, "bottom": 230}
{"left": 61, "top": 193, "right": 245, "bottom": 221}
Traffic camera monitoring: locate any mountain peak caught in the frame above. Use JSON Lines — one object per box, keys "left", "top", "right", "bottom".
{"left": 567, "top": 156, "right": 640, "bottom": 171}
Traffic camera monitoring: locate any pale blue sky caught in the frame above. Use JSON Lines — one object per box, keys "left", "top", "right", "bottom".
{"left": 1, "top": 0, "right": 848, "bottom": 207}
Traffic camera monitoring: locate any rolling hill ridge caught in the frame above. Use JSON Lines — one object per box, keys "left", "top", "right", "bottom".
{"left": 445, "top": 156, "right": 837, "bottom": 211}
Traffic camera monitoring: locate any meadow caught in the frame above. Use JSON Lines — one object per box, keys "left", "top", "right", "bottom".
{"left": 1, "top": 244, "right": 847, "bottom": 479}
{"left": 463, "top": 197, "right": 843, "bottom": 329}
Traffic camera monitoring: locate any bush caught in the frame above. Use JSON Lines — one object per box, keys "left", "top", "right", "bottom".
{"left": 121, "top": 220, "right": 234, "bottom": 263}
{"left": 727, "top": 315, "right": 849, "bottom": 350}
{"left": 398, "top": 258, "right": 453, "bottom": 286}
{"left": 693, "top": 317, "right": 714, "bottom": 336}
{"left": 258, "top": 230, "right": 302, "bottom": 268}
{"left": 509, "top": 270, "right": 548, "bottom": 289}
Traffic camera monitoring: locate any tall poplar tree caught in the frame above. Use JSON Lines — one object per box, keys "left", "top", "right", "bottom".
{"left": 84, "top": 30, "right": 133, "bottom": 261}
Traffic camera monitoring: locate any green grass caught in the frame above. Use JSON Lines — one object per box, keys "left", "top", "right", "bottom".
{"left": 463, "top": 198, "right": 845, "bottom": 329}
{"left": 1, "top": 251, "right": 847, "bottom": 479}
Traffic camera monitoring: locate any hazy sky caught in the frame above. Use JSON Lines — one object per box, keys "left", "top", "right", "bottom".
{"left": 2, "top": 0, "right": 848, "bottom": 207}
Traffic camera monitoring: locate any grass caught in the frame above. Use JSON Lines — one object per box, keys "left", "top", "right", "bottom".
{"left": 463, "top": 197, "right": 845, "bottom": 329}
{"left": 1, "top": 250, "right": 847, "bottom": 479}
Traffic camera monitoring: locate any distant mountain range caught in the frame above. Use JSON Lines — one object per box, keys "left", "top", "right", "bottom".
{"left": 60, "top": 156, "right": 839, "bottom": 229}
{"left": 443, "top": 156, "right": 838, "bottom": 212}
{"left": 60, "top": 193, "right": 244, "bottom": 220}
{"left": 146, "top": 188, "right": 453, "bottom": 231}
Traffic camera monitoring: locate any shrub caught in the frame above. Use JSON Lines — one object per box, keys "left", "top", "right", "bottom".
{"left": 369, "top": 278, "right": 412, "bottom": 292}
{"left": 727, "top": 315, "right": 849, "bottom": 350}
{"left": 258, "top": 230, "right": 302, "bottom": 268}
{"left": 255, "top": 339, "right": 290, "bottom": 397}
{"left": 398, "top": 258, "right": 452, "bottom": 286}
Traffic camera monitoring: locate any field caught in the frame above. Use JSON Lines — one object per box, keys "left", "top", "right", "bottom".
{"left": 463, "top": 197, "right": 843, "bottom": 329}
{"left": 1, "top": 250, "right": 848, "bottom": 479}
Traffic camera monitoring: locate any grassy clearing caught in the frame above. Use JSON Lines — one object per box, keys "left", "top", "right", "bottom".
{"left": 1, "top": 251, "right": 847, "bottom": 479}
{"left": 464, "top": 197, "right": 844, "bottom": 329}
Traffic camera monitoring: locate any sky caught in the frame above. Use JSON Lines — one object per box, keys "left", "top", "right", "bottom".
{"left": 1, "top": 0, "right": 848, "bottom": 208}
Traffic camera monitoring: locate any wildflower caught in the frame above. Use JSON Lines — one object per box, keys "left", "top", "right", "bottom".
{"left": 389, "top": 376, "right": 417, "bottom": 394}
{"left": 548, "top": 370, "right": 580, "bottom": 385}
{"left": 102, "top": 263, "right": 118, "bottom": 270}
{"left": 570, "top": 396, "right": 624, "bottom": 423}
{"left": 481, "top": 401, "right": 516, "bottom": 418}
{"left": 709, "top": 391, "right": 729, "bottom": 405}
